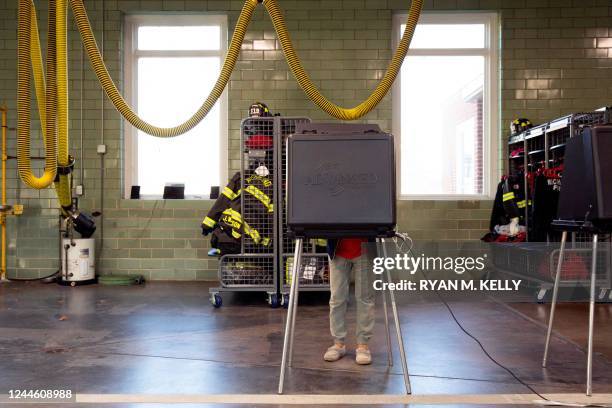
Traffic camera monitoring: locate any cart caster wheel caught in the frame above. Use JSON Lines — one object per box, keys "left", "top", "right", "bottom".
{"left": 210, "top": 293, "right": 222, "bottom": 308}
{"left": 597, "top": 288, "right": 610, "bottom": 302}
{"left": 282, "top": 294, "right": 290, "bottom": 308}
{"left": 536, "top": 288, "right": 548, "bottom": 304}
{"left": 269, "top": 293, "right": 280, "bottom": 308}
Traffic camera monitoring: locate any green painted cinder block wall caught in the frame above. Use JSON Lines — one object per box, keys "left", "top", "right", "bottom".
{"left": 1, "top": 0, "right": 611, "bottom": 279}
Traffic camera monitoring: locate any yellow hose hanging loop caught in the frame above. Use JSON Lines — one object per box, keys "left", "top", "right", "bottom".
{"left": 16, "top": 0, "right": 424, "bottom": 196}
{"left": 16, "top": 0, "right": 57, "bottom": 190}
{"left": 263, "top": 0, "right": 423, "bottom": 121}
{"left": 56, "top": 0, "right": 73, "bottom": 210}
{"left": 69, "top": 0, "right": 260, "bottom": 137}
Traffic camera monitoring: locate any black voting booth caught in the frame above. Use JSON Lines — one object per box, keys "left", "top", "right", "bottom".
{"left": 286, "top": 123, "right": 396, "bottom": 238}
{"left": 543, "top": 125, "right": 612, "bottom": 396}
{"left": 278, "top": 124, "right": 411, "bottom": 394}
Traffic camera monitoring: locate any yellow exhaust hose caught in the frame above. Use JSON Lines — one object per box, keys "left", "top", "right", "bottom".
{"left": 29, "top": 3, "right": 46, "bottom": 138}
{"left": 69, "top": 0, "right": 421, "bottom": 133}
{"left": 18, "top": 0, "right": 70, "bottom": 211}
{"left": 17, "top": 0, "right": 58, "bottom": 190}
{"left": 56, "top": 0, "right": 72, "bottom": 209}
{"left": 265, "top": 0, "right": 422, "bottom": 120}
{"left": 16, "top": 0, "right": 422, "bottom": 195}
{"left": 69, "top": 0, "right": 259, "bottom": 137}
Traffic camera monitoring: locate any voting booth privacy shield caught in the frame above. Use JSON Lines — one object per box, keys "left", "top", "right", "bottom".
{"left": 286, "top": 123, "right": 396, "bottom": 238}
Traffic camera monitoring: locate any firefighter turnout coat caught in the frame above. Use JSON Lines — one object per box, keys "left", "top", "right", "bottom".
{"left": 201, "top": 171, "right": 273, "bottom": 254}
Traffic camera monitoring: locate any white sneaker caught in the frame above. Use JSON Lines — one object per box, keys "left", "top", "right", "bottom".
{"left": 355, "top": 346, "right": 372, "bottom": 365}
{"left": 323, "top": 343, "right": 346, "bottom": 362}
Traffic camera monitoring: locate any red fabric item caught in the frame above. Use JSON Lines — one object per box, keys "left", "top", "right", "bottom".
{"left": 245, "top": 135, "right": 273, "bottom": 149}
{"left": 510, "top": 147, "right": 524, "bottom": 158}
{"left": 335, "top": 238, "right": 366, "bottom": 260}
{"left": 493, "top": 231, "right": 526, "bottom": 243}
{"left": 538, "top": 252, "right": 589, "bottom": 281}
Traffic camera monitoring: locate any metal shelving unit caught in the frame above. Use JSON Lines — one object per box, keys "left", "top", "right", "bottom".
{"left": 495, "top": 108, "right": 612, "bottom": 301}
{"left": 209, "top": 116, "right": 330, "bottom": 307}
{"left": 278, "top": 122, "right": 330, "bottom": 300}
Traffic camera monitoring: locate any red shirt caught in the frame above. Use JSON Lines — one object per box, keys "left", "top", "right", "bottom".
{"left": 335, "top": 238, "right": 366, "bottom": 260}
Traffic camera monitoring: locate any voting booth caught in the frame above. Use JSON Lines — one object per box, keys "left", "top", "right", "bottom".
{"left": 278, "top": 124, "right": 410, "bottom": 395}
{"left": 286, "top": 124, "right": 396, "bottom": 238}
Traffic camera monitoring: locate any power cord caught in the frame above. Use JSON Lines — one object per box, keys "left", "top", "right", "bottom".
{"left": 393, "top": 233, "right": 612, "bottom": 407}
{"left": 391, "top": 233, "right": 549, "bottom": 401}
{"left": 437, "top": 290, "right": 549, "bottom": 401}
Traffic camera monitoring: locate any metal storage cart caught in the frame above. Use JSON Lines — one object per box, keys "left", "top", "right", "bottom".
{"left": 209, "top": 116, "right": 331, "bottom": 307}
{"left": 278, "top": 123, "right": 332, "bottom": 302}
{"left": 492, "top": 108, "right": 612, "bottom": 301}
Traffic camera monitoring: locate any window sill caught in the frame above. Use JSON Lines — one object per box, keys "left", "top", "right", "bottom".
{"left": 398, "top": 194, "right": 494, "bottom": 201}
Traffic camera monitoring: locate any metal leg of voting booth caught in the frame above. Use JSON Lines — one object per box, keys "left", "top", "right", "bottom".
{"left": 542, "top": 231, "right": 599, "bottom": 396}
{"left": 377, "top": 239, "right": 394, "bottom": 368}
{"left": 278, "top": 237, "right": 411, "bottom": 394}
{"left": 586, "top": 233, "right": 598, "bottom": 396}
{"left": 379, "top": 237, "right": 411, "bottom": 394}
{"left": 278, "top": 238, "right": 302, "bottom": 394}
{"left": 542, "top": 230, "right": 567, "bottom": 369}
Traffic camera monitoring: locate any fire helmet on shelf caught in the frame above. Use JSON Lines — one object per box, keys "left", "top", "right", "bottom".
{"left": 510, "top": 118, "right": 532, "bottom": 135}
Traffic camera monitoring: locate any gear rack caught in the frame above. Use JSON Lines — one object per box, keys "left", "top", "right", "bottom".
{"left": 209, "top": 116, "right": 330, "bottom": 307}
{"left": 494, "top": 108, "right": 612, "bottom": 302}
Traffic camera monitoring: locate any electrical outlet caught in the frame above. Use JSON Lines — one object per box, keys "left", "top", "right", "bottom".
{"left": 75, "top": 185, "right": 84, "bottom": 196}
{"left": 97, "top": 144, "right": 106, "bottom": 154}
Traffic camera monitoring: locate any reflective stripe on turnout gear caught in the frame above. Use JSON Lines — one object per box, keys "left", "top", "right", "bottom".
{"left": 245, "top": 184, "right": 273, "bottom": 213}
{"left": 221, "top": 208, "right": 242, "bottom": 230}
{"left": 503, "top": 192, "right": 515, "bottom": 201}
{"left": 202, "top": 217, "right": 216, "bottom": 228}
{"left": 243, "top": 221, "right": 261, "bottom": 244}
{"left": 314, "top": 238, "right": 327, "bottom": 247}
{"left": 245, "top": 174, "right": 272, "bottom": 188}
{"left": 223, "top": 186, "right": 239, "bottom": 200}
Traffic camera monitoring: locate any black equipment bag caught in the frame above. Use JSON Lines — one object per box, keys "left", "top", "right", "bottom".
{"left": 286, "top": 123, "right": 396, "bottom": 238}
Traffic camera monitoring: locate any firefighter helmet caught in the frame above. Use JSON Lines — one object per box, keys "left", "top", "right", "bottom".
{"left": 510, "top": 118, "right": 532, "bottom": 135}
{"left": 249, "top": 102, "right": 271, "bottom": 118}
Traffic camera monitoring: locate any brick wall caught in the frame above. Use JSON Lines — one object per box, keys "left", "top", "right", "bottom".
{"left": 1, "top": 0, "right": 611, "bottom": 279}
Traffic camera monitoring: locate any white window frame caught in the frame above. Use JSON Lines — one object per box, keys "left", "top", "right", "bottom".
{"left": 123, "top": 14, "right": 228, "bottom": 199}
{"left": 392, "top": 12, "right": 500, "bottom": 200}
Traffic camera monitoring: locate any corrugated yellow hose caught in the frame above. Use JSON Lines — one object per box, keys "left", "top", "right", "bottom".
{"left": 70, "top": 0, "right": 421, "bottom": 132}
{"left": 18, "top": 0, "right": 70, "bottom": 211}
{"left": 69, "top": 0, "right": 259, "bottom": 137}
{"left": 17, "top": 0, "right": 58, "bottom": 190}
{"left": 265, "top": 0, "right": 422, "bottom": 120}
{"left": 17, "top": 0, "right": 422, "bottom": 197}
{"left": 56, "top": 0, "right": 72, "bottom": 210}
{"left": 29, "top": 3, "right": 46, "bottom": 137}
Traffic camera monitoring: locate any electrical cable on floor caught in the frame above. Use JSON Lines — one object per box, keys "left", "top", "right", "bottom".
{"left": 392, "top": 234, "right": 549, "bottom": 401}
{"left": 393, "top": 234, "right": 611, "bottom": 408}
{"left": 437, "top": 291, "right": 550, "bottom": 400}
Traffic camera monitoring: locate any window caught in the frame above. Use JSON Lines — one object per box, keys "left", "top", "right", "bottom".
{"left": 393, "top": 13, "right": 499, "bottom": 199}
{"left": 124, "top": 15, "right": 228, "bottom": 198}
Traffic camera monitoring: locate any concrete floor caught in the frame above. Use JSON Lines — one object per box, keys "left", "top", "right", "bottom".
{"left": 0, "top": 281, "right": 611, "bottom": 407}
